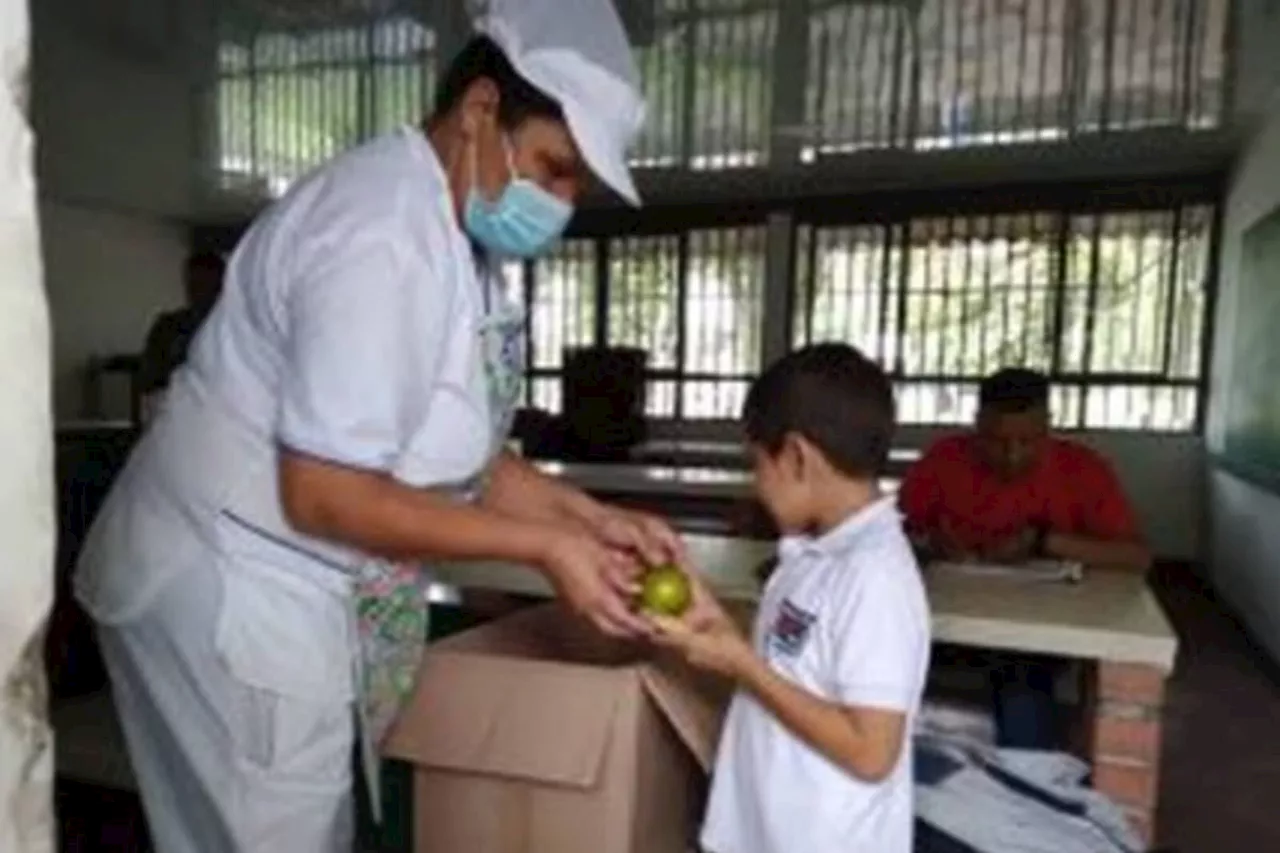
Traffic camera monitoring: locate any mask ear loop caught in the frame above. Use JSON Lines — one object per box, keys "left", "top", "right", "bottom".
{"left": 472, "top": 129, "right": 519, "bottom": 206}
{"left": 500, "top": 133, "right": 521, "bottom": 185}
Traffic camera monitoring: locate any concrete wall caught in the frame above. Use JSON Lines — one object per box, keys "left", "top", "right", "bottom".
{"left": 1204, "top": 0, "right": 1280, "bottom": 663}
{"left": 0, "top": 0, "right": 56, "bottom": 844}
{"left": 38, "top": 204, "right": 188, "bottom": 418}
{"left": 30, "top": 0, "right": 199, "bottom": 420}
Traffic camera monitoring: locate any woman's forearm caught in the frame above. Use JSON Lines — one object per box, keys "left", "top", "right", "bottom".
{"left": 279, "top": 451, "right": 557, "bottom": 566}
{"left": 481, "top": 451, "right": 604, "bottom": 529}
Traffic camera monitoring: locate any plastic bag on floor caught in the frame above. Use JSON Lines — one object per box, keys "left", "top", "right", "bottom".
{"left": 914, "top": 733, "right": 1143, "bottom": 853}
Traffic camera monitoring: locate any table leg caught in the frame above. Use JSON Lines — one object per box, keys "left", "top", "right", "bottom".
{"left": 1087, "top": 661, "right": 1166, "bottom": 848}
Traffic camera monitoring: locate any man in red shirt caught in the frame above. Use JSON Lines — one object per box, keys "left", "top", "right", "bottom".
{"left": 899, "top": 368, "right": 1150, "bottom": 749}
{"left": 900, "top": 368, "right": 1150, "bottom": 572}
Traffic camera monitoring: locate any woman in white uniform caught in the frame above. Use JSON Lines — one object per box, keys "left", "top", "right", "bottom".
{"left": 73, "top": 2, "right": 675, "bottom": 850}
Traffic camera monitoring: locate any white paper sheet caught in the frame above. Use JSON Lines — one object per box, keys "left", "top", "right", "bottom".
{"left": 929, "top": 559, "right": 1085, "bottom": 584}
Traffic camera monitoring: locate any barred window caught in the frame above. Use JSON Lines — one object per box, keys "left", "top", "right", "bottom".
{"left": 513, "top": 224, "right": 767, "bottom": 420}
{"left": 215, "top": 15, "right": 437, "bottom": 196}
{"left": 793, "top": 203, "right": 1213, "bottom": 430}
{"left": 211, "top": 0, "right": 1228, "bottom": 197}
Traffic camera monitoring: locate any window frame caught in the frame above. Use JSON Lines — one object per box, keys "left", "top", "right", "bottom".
{"left": 786, "top": 175, "right": 1222, "bottom": 433}
{"left": 513, "top": 216, "right": 772, "bottom": 421}
{"left": 192, "top": 172, "right": 1225, "bottom": 437}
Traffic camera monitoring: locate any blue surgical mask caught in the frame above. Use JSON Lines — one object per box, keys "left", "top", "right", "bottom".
{"left": 464, "top": 135, "right": 573, "bottom": 259}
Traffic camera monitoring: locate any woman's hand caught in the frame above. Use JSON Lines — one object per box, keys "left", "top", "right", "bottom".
{"left": 538, "top": 529, "right": 651, "bottom": 639}
{"left": 590, "top": 504, "right": 689, "bottom": 570}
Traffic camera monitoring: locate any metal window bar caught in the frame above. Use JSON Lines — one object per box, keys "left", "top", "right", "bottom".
{"left": 215, "top": 15, "right": 436, "bottom": 196}
{"left": 606, "top": 235, "right": 683, "bottom": 417}
{"left": 683, "top": 225, "right": 768, "bottom": 417}
{"left": 213, "top": 0, "right": 1231, "bottom": 192}
{"left": 797, "top": 0, "right": 1228, "bottom": 160}
{"left": 794, "top": 202, "right": 1213, "bottom": 432}
{"left": 526, "top": 240, "right": 598, "bottom": 413}
{"left": 525, "top": 222, "right": 768, "bottom": 421}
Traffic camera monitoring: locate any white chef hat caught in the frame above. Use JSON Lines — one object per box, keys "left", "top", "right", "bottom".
{"left": 472, "top": 0, "right": 646, "bottom": 206}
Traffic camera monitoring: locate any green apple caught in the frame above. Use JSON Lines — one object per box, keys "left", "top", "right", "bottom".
{"left": 639, "top": 564, "right": 692, "bottom": 617}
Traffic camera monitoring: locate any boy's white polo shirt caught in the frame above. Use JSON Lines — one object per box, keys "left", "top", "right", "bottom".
{"left": 700, "top": 497, "right": 931, "bottom": 853}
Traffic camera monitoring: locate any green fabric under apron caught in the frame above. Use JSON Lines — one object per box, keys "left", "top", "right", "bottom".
{"left": 354, "top": 603, "right": 492, "bottom": 852}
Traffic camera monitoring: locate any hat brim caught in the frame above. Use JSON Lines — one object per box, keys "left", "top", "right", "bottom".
{"left": 562, "top": 99, "right": 642, "bottom": 207}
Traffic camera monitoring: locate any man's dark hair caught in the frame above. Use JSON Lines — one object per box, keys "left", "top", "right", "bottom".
{"left": 978, "top": 368, "right": 1050, "bottom": 414}
{"left": 743, "top": 343, "right": 896, "bottom": 479}
{"left": 433, "top": 35, "right": 564, "bottom": 129}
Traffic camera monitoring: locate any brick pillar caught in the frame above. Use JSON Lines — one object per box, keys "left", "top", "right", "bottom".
{"left": 1091, "top": 662, "right": 1166, "bottom": 848}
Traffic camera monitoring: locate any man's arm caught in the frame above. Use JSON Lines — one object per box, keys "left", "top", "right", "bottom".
{"left": 137, "top": 313, "right": 176, "bottom": 396}
{"left": 899, "top": 449, "right": 971, "bottom": 563}
{"left": 1043, "top": 531, "right": 1151, "bottom": 573}
{"left": 1045, "top": 453, "right": 1151, "bottom": 572}
{"left": 736, "top": 654, "right": 908, "bottom": 783}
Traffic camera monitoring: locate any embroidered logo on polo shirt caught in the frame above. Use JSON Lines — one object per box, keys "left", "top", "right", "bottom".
{"left": 769, "top": 598, "right": 817, "bottom": 657}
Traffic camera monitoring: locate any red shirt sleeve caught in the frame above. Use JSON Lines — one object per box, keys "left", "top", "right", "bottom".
{"left": 1074, "top": 449, "right": 1140, "bottom": 541}
{"left": 898, "top": 443, "right": 945, "bottom": 536}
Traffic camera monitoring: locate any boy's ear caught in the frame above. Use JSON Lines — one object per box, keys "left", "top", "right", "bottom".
{"left": 780, "top": 431, "right": 809, "bottom": 478}
{"left": 788, "top": 432, "right": 829, "bottom": 482}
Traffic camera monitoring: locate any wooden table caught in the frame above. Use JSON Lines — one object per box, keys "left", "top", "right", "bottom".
{"left": 430, "top": 533, "right": 1178, "bottom": 847}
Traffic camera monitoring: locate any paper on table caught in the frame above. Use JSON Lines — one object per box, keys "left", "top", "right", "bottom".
{"left": 929, "top": 559, "right": 1084, "bottom": 584}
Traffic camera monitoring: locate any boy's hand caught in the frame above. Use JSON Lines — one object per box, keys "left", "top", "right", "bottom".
{"left": 650, "top": 614, "right": 754, "bottom": 679}
{"left": 649, "top": 576, "right": 754, "bottom": 680}
{"left": 679, "top": 566, "right": 729, "bottom": 632}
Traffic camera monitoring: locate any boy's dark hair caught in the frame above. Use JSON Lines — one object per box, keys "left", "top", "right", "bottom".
{"left": 743, "top": 343, "right": 896, "bottom": 479}
{"left": 978, "top": 368, "right": 1050, "bottom": 414}
{"left": 433, "top": 35, "right": 565, "bottom": 130}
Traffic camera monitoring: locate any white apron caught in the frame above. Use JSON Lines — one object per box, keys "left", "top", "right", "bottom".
{"left": 353, "top": 276, "right": 525, "bottom": 823}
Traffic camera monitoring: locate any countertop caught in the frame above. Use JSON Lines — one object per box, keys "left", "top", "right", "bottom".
{"left": 536, "top": 459, "right": 899, "bottom": 499}
{"left": 430, "top": 533, "right": 1178, "bottom": 671}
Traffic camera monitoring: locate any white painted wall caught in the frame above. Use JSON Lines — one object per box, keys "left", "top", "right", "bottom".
{"left": 30, "top": 0, "right": 198, "bottom": 420}
{"left": 1204, "top": 0, "right": 1280, "bottom": 662}
{"left": 0, "top": 0, "right": 56, "bottom": 844}
{"left": 39, "top": 203, "right": 188, "bottom": 418}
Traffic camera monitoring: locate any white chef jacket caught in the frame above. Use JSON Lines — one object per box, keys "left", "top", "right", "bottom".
{"left": 72, "top": 127, "right": 518, "bottom": 853}
{"left": 700, "top": 498, "right": 932, "bottom": 853}
{"left": 75, "top": 123, "right": 505, "bottom": 648}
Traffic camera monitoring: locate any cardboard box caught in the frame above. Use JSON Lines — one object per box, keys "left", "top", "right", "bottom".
{"left": 383, "top": 603, "right": 734, "bottom": 853}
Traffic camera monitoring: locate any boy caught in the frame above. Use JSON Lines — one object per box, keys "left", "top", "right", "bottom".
{"left": 653, "top": 343, "right": 931, "bottom": 853}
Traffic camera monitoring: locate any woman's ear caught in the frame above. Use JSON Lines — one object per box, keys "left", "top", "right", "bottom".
{"left": 459, "top": 77, "right": 500, "bottom": 138}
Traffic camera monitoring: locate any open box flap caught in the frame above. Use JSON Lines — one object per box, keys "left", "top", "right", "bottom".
{"left": 638, "top": 651, "right": 734, "bottom": 772}
{"left": 383, "top": 610, "right": 632, "bottom": 790}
